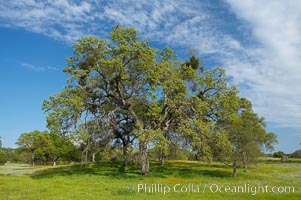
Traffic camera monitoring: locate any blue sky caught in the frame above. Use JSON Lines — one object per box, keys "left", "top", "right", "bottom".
{"left": 0, "top": 0, "right": 301, "bottom": 153}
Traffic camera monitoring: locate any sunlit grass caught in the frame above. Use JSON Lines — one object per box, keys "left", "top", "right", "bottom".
{"left": 0, "top": 159, "right": 300, "bottom": 199}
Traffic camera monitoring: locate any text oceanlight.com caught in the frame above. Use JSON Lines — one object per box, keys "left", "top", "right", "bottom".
{"left": 137, "top": 183, "right": 295, "bottom": 195}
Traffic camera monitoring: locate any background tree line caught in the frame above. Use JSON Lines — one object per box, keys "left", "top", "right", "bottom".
{"left": 5, "top": 26, "right": 282, "bottom": 177}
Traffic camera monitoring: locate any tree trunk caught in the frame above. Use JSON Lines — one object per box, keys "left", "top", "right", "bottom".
{"left": 159, "top": 148, "right": 165, "bottom": 166}
{"left": 232, "top": 160, "right": 237, "bottom": 177}
{"left": 31, "top": 153, "right": 35, "bottom": 167}
{"left": 128, "top": 105, "right": 149, "bottom": 174}
{"left": 85, "top": 150, "right": 88, "bottom": 162}
{"left": 242, "top": 151, "right": 247, "bottom": 172}
{"left": 92, "top": 152, "right": 96, "bottom": 163}
{"left": 52, "top": 156, "right": 57, "bottom": 166}
{"left": 122, "top": 143, "right": 128, "bottom": 166}
{"left": 139, "top": 140, "right": 149, "bottom": 175}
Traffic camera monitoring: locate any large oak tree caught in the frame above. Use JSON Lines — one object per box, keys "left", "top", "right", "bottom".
{"left": 43, "top": 25, "right": 276, "bottom": 176}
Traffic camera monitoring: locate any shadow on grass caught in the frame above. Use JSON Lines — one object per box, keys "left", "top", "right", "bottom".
{"left": 30, "top": 161, "right": 232, "bottom": 180}
{"left": 31, "top": 162, "right": 142, "bottom": 180}
{"left": 149, "top": 162, "right": 232, "bottom": 178}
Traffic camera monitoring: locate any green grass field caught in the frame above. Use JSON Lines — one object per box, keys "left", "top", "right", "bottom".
{"left": 0, "top": 159, "right": 300, "bottom": 200}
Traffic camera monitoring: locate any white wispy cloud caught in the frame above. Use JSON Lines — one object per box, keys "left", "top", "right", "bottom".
{"left": 0, "top": 0, "right": 93, "bottom": 42}
{"left": 225, "top": 0, "right": 301, "bottom": 129}
{"left": 1, "top": 0, "right": 301, "bottom": 131}
{"left": 20, "top": 62, "right": 60, "bottom": 72}
{"left": 0, "top": 0, "right": 238, "bottom": 53}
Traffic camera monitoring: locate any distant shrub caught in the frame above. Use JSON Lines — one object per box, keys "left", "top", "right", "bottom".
{"left": 0, "top": 151, "right": 7, "bottom": 165}
{"left": 273, "top": 151, "right": 286, "bottom": 158}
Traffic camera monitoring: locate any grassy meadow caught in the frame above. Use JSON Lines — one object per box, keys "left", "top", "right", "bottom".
{"left": 0, "top": 159, "right": 300, "bottom": 200}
